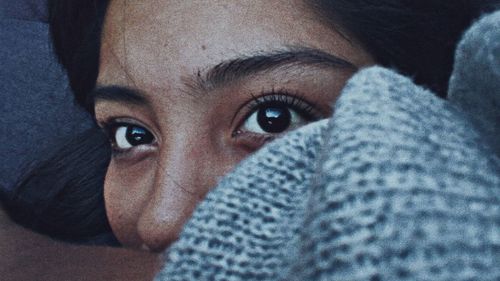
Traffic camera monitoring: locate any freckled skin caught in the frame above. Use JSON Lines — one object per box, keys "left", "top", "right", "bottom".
{"left": 97, "top": 0, "right": 374, "bottom": 252}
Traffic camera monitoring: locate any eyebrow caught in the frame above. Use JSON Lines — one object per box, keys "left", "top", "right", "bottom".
{"left": 91, "top": 85, "right": 149, "bottom": 106}
{"left": 92, "top": 46, "right": 356, "bottom": 104}
{"left": 193, "top": 46, "right": 357, "bottom": 92}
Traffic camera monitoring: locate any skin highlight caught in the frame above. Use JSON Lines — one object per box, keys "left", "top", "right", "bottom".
{"left": 96, "top": 0, "right": 374, "bottom": 252}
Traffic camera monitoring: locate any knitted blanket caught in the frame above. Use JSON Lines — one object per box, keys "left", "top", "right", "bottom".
{"left": 155, "top": 12, "right": 500, "bottom": 281}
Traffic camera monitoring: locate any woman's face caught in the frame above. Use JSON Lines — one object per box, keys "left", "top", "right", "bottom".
{"left": 95, "top": 0, "right": 373, "bottom": 251}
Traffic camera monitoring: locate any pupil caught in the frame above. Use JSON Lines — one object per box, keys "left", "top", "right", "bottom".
{"left": 126, "top": 126, "right": 153, "bottom": 145}
{"left": 257, "top": 105, "right": 291, "bottom": 133}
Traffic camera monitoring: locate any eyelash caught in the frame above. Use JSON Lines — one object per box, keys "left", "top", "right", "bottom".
{"left": 100, "top": 120, "right": 154, "bottom": 156}
{"left": 101, "top": 121, "right": 125, "bottom": 155}
{"left": 232, "top": 89, "right": 322, "bottom": 142}
{"left": 99, "top": 89, "right": 322, "bottom": 156}
{"left": 237, "top": 88, "right": 322, "bottom": 123}
{"left": 246, "top": 90, "right": 317, "bottom": 118}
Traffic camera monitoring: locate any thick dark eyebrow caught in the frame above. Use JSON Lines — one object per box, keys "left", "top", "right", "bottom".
{"left": 91, "top": 86, "right": 149, "bottom": 106}
{"left": 92, "top": 46, "right": 357, "bottom": 105}
{"left": 191, "top": 46, "right": 357, "bottom": 92}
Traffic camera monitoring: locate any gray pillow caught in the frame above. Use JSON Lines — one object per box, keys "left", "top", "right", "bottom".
{"left": 0, "top": 18, "right": 92, "bottom": 192}
{"left": 0, "top": 0, "right": 48, "bottom": 22}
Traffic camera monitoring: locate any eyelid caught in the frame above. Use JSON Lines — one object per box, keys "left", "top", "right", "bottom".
{"left": 232, "top": 89, "right": 323, "bottom": 129}
{"left": 230, "top": 90, "right": 324, "bottom": 152}
{"left": 99, "top": 117, "right": 158, "bottom": 156}
{"left": 100, "top": 117, "right": 156, "bottom": 137}
{"left": 245, "top": 92, "right": 317, "bottom": 117}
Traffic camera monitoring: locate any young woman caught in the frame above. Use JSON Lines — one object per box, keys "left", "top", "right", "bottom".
{"left": 47, "top": 0, "right": 496, "bottom": 252}
{"left": 1, "top": 0, "right": 497, "bottom": 279}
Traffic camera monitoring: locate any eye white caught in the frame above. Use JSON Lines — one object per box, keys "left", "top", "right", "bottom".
{"left": 114, "top": 126, "right": 133, "bottom": 149}
{"left": 241, "top": 108, "right": 305, "bottom": 134}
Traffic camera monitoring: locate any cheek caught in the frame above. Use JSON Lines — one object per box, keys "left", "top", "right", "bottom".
{"left": 104, "top": 157, "right": 157, "bottom": 248}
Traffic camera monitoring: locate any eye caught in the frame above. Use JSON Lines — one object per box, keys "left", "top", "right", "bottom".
{"left": 234, "top": 93, "right": 321, "bottom": 147}
{"left": 111, "top": 124, "right": 155, "bottom": 151}
{"left": 242, "top": 103, "right": 306, "bottom": 134}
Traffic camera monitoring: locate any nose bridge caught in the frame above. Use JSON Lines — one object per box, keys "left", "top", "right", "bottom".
{"left": 158, "top": 131, "right": 209, "bottom": 197}
{"left": 136, "top": 130, "right": 213, "bottom": 251}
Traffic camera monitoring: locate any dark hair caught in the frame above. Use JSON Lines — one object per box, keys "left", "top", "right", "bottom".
{"left": 0, "top": 128, "right": 118, "bottom": 245}
{"left": 48, "top": 0, "right": 109, "bottom": 112}
{"left": 308, "top": 0, "right": 500, "bottom": 97}
{"left": 48, "top": 0, "right": 499, "bottom": 109}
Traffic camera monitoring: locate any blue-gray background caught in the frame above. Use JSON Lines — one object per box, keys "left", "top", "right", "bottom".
{"left": 0, "top": 0, "right": 92, "bottom": 192}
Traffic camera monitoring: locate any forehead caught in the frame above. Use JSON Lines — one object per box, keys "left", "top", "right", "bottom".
{"left": 98, "top": 0, "right": 368, "bottom": 89}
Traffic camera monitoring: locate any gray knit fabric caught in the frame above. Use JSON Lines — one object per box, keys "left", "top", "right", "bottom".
{"left": 155, "top": 12, "right": 500, "bottom": 281}
{"left": 448, "top": 11, "right": 500, "bottom": 156}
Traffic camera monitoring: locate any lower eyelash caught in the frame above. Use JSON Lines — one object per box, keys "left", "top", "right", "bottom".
{"left": 232, "top": 130, "right": 277, "bottom": 150}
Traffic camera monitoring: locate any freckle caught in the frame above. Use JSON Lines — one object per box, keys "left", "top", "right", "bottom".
{"left": 201, "top": 45, "right": 207, "bottom": 50}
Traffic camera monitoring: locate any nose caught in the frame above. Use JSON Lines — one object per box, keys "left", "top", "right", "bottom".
{"left": 136, "top": 134, "right": 226, "bottom": 252}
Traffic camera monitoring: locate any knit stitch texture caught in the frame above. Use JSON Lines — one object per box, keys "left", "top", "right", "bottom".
{"left": 155, "top": 12, "right": 500, "bottom": 281}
